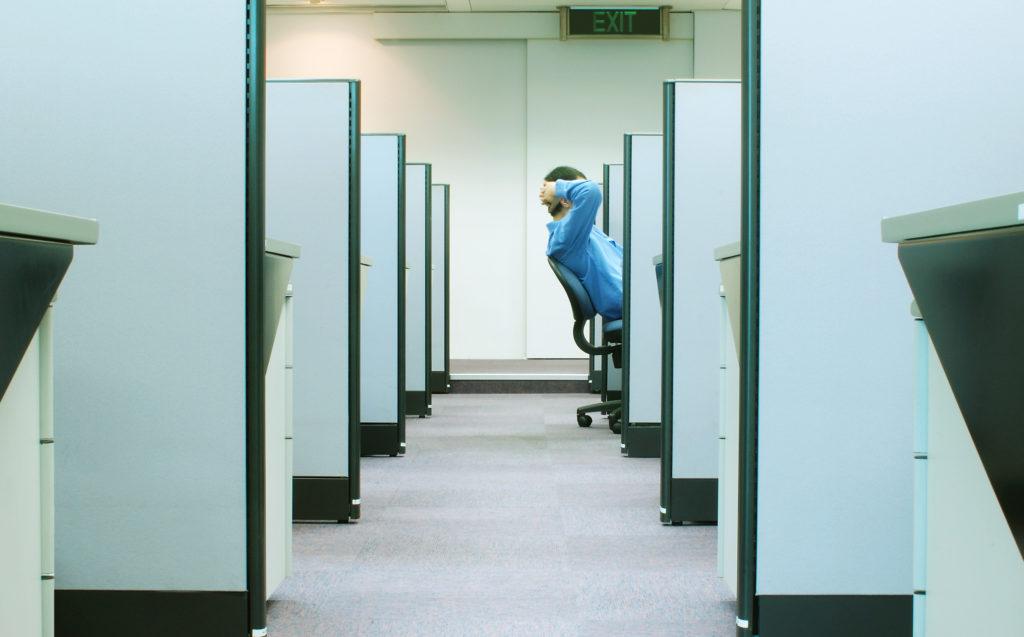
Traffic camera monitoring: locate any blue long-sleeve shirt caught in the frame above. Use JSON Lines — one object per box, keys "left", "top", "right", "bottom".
{"left": 546, "top": 179, "right": 624, "bottom": 320}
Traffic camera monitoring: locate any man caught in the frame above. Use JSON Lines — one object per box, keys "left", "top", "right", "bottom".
{"left": 539, "top": 166, "right": 623, "bottom": 320}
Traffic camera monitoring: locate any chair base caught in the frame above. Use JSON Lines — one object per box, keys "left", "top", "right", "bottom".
{"left": 576, "top": 400, "right": 622, "bottom": 434}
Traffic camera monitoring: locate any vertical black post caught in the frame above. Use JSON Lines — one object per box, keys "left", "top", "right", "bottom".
{"left": 423, "top": 165, "right": 433, "bottom": 413}
{"left": 396, "top": 136, "right": 407, "bottom": 452}
{"left": 621, "top": 136, "right": 633, "bottom": 439}
{"left": 348, "top": 81, "right": 362, "bottom": 519}
{"left": 660, "top": 81, "right": 675, "bottom": 524}
{"left": 737, "top": 0, "right": 761, "bottom": 635}
{"left": 245, "top": 0, "right": 267, "bottom": 632}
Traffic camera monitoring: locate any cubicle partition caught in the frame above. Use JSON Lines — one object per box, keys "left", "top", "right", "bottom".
{"left": 736, "top": 2, "right": 1024, "bottom": 635}
{"left": 405, "top": 163, "right": 431, "bottom": 418}
{"left": 621, "top": 134, "right": 663, "bottom": 458}
{"left": 266, "top": 79, "right": 362, "bottom": 522}
{"left": 430, "top": 184, "right": 451, "bottom": 394}
{"left": 601, "top": 164, "right": 624, "bottom": 405}
{"left": 361, "top": 134, "right": 406, "bottom": 456}
{"left": 660, "top": 80, "right": 741, "bottom": 525}
{"left": 1, "top": 3, "right": 271, "bottom": 634}
{"left": 0, "top": 205, "right": 97, "bottom": 637}
{"left": 882, "top": 194, "right": 1024, "bottom": 637}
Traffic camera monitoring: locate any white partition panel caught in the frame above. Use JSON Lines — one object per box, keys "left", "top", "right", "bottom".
{"left": 661, "top": 80, "right": 740, "bottom": 525}
{"left": 1, "top": 1, "right": 262, "bottom": 631}
{"left": 361, "top": 134, "right": 405, "bottom": 456}
{"left": 266, "top": 80, "right": 361, "bottom": 521}
{"left": 751, "top": 0, "right": 1024, "bottom": 631}
{"left": 622, "top": 134, "right": 663, "bottom": 457}
{"left": 430, "top": 184, "right": 450, "bottom": 394}
{"left": 405, "top": 164, "right": 431, "bottom": 417}
{"left": 601, "top": 164, "right": 624, "bottom": 400}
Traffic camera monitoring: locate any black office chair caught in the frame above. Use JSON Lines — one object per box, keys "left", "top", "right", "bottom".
{"left": 547, "top": 257, "right": 623, "bottom": 434}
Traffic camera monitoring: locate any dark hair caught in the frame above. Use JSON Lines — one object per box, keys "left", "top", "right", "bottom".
{"left": 544, "top": 166, "right": 586, "bottom": 182}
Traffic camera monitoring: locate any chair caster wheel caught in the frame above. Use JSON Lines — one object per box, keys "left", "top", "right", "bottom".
{"left": 577, "top": 413, "right": 593, "bottom": 428}
{"left": 609, "top": 418, "right": 621, "bottom": 434}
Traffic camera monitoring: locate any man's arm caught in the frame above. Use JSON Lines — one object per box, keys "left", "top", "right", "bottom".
{"left": 553, "top": 179, "right": 602, "bottom": 252}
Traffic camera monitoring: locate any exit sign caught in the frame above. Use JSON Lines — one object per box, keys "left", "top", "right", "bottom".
{"left": 560, "top": 6, "right": 669, "bottom": 39}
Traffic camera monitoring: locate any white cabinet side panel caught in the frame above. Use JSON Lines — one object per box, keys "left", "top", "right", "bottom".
{"left": 925, "top": 343, "right": 1024, "bottom": 636}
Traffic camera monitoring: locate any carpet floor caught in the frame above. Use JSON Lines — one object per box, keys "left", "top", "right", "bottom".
{"left": 268, "top": 393, "right": 735, "bottom": 636}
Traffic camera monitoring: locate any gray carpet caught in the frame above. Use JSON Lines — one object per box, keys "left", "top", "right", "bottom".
{"left": 268, "top": 393, "right": 735, "bottom": 636}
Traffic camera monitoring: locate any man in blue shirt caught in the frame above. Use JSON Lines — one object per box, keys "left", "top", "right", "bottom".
{"left": 539, "top": 166, "right": 624, "bottom": 320}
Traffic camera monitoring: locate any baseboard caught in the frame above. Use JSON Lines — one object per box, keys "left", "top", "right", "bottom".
{"left": 293, "top": 476, "right": 354, "bottom": 522}
{"left": 430, "top": 371, "right": 450, "bottom": 394}
{"left": 451, "top": 379, "right": 590, "bottom": 394}
{"left": 55, "top": 589, "right": 248, "bottom": 637}
{"left": 667, "top": 478, "right": 718, "bottom": 523}
{"left": 361, "top": 422, "right": 402, "bottom": 456}
{"left": 623, "top": 422, "right": 661, "bottom": 458}
{"left": 405, "top": 390, "right": 429, "bottom": 417}
{"left": 589, "top": 369, "right": 605, "bottom": 394}
{"left": 757, "top": 595, "right": 912, "bottom": 637}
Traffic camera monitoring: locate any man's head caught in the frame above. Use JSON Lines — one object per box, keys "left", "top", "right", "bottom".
{"left": 540, "top": 166, "right": 586, "bottom": 218}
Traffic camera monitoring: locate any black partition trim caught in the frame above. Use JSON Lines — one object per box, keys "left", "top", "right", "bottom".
{"left": 347, "top": 81, "right": 362, "bottom": 518}
{"left": 739, "top": 0, "right": 762, "bottom": 634}
{"left": 441, "top": 184, "right": 451, "bottom": 392}
{"left": 244, "top": 0, "right": 267, "bottom": 631}
{"left": 660, "top": 81, "right": 676, "bottom": 523}
{"left": 621, "top": 137, "right": 633, "bottom": 441}
{"left": 396, "top": 136, "right": 407, "bottom": 450}
{"left": 423, "top": 165, "right": 432, "bottom": 414}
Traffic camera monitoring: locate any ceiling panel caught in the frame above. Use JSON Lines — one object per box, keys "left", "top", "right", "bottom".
{"left": 269, "top": 0, "right": 732, "bottom": 10}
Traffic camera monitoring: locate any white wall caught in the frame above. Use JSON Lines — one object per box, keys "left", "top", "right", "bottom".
{"left": 757, "top": 0, "right": 1024, "bottom": 596}
{"left": 268, "top": 11, "right": 736, "bottom": 358}
{"left": 268, "top": 13, "right": 526, "bottom": 359}
{"left": 693, "top": 10, "right": 740, "bottom": 79}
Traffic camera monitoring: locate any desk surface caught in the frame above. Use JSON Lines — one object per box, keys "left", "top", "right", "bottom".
{"left": 265, "top": 238, "right": 301, "bottom": 259}
{"left": 0, "top": 202, "right": 99, "bottom": 245}
{"left": 881, "top": 191, "right": 1024, "bottom": 243}
{"left": 713, "top": 241, "right": 740, "bottom": 261}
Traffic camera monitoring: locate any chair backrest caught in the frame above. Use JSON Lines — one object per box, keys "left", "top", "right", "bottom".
{"left": 547, "top": 257, "right": 597, "bottom": 322}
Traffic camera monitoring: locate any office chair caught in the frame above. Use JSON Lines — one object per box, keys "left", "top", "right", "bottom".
{"left": 547, "top": 257, "right": 623, "bottom": 434}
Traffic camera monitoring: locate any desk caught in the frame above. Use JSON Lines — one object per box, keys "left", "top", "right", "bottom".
{"left": 0, "top": 203, "right": 97, "bottom": 637}
{"left": 263, "top": 238, "right": 299, "bottom": 599}
{"left": 882, "top": 192, "right": 1024, "bottom": 636}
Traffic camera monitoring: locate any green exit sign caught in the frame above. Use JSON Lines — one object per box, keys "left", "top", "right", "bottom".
{"left": 561, "top": 6, "right": 669, "bottom": 39}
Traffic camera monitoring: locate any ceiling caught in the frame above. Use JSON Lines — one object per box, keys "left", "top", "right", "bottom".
{"left": 268, "top": 0, "right": 740, "bottom": 13}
